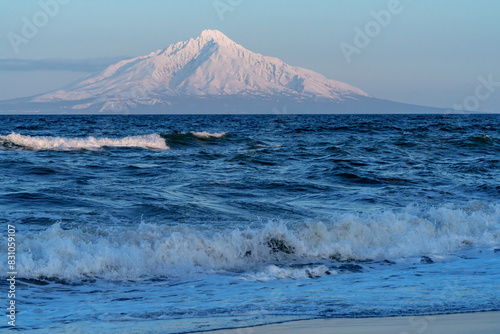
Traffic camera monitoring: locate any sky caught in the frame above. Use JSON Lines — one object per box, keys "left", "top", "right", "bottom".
{"left": 0, "top": 0, "right": 499, "bottom": 112}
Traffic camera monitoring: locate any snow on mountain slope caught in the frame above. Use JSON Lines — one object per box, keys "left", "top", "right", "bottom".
{"left": 33, "top": 30, "right": 370, "bottom": 111}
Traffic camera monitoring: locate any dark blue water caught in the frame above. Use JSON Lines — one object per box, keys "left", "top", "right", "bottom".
{"left": 1, "top": 114, "right": 499, "bottom": 333}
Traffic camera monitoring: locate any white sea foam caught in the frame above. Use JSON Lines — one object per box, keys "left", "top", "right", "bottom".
{"left": 0, "top": 132, "right": 169, "bottom": 150}
{"left": 242, "top": 265, "right": 335, "bottom": 282}
{"left": 190, "top": 131, "right": 227, "bottom": 139}
{"left": 6, "top": 202, "right": 500, "bottom": 280}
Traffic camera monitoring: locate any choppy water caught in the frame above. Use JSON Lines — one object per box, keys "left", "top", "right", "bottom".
{"left": 1, "top": 114, "right": 499, "bottom": 333}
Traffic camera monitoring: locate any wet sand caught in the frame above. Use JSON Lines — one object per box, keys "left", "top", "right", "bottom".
{"left": 199, "top": 311, "right": 500, "bottom": 334}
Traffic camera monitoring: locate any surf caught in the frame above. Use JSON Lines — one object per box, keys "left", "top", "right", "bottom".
{"left": 0, "top": 132, "right": 169, "bottom": 150}
{"left": 10, "top": 202, "right": 500, "bottom": 281}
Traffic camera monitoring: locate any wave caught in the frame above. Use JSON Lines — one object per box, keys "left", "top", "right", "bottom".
{"left": 161, "top": 131, "right": 227, "bottom": 142}
{"left": 242, "top": 265, "right": 335, "bottom": 282}
{"left": 0, "top": 132, "right": 169, "bottom": 151}
{"left": 6, "top": 202, "right": 500, "bottom": 281}
{"left": 190, "top": 131, "right": 227, "bottom": 139}
{"left": 159, "top": 131, "right": 228, "bottom": 147}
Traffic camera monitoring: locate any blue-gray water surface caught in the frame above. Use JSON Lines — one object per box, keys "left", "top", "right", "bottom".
{"left": 0, "top": 114, "right": 499, "bottom": 333}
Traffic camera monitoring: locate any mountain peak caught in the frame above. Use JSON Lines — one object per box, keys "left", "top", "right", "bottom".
{"left": 31, "top": 29, "right": 371, "bottom": 111}
{"left": 199, "top": 29, "right": 227, "bottom": 39}
{"left": 197, "top": 29, "right": 234, "bottom": 46}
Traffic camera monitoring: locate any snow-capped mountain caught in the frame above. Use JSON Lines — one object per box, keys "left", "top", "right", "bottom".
{"left": 31, "top": 30, "right": 370, "bottom": 111}
{"left": 0, "top": 29, "right": 446, "bottom": 114}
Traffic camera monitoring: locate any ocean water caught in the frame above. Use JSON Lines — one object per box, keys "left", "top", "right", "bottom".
{"left": 0, "top": 114, "right": 499, "bottom": 333}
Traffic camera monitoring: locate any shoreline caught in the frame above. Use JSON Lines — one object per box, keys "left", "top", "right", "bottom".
{"left": 196, "top": 311, "right": 500, "bottom": 334}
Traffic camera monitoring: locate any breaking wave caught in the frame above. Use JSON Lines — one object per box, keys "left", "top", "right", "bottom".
{"left": 0, "top": 132, "right": 169, "bottom": 150}
{"left": 7, "top": 202, "right": 500, "bottom": 281}
{"left": 190, "top": 131, "right": 227, "bottom": 139}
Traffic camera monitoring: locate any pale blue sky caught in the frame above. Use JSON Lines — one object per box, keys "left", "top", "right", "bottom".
{"left": 1, "top": 0, "right": 499, "bottom": 111}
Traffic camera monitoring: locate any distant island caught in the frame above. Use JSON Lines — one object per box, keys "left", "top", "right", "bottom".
{"left": 0, "top": 30, "right": 445, "bottom": 114}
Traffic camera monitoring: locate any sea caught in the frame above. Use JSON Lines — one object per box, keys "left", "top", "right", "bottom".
{"left": 0, "top": 114, "right": 499, "bottom": 333}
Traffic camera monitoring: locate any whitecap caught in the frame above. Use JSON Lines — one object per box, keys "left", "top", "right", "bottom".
{"left": 190, "top": 131, "right": 227, "bottom": 139}
{"left": 0, "top": 132, "right": 169, "bottom": 151}
{"left": 8, "top": 202, "right": 500, "bottom": 281}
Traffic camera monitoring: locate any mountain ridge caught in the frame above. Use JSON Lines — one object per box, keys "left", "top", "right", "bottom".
{"left": 29, "top": 29, "right": 371, "bottom": 112}
{"left": 0, "top": 30, "right": 451, "bottom": 114}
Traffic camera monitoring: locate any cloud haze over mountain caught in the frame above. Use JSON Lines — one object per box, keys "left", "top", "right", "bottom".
{"left": 0, "top": 57, "right": 127, "bottom": 72}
